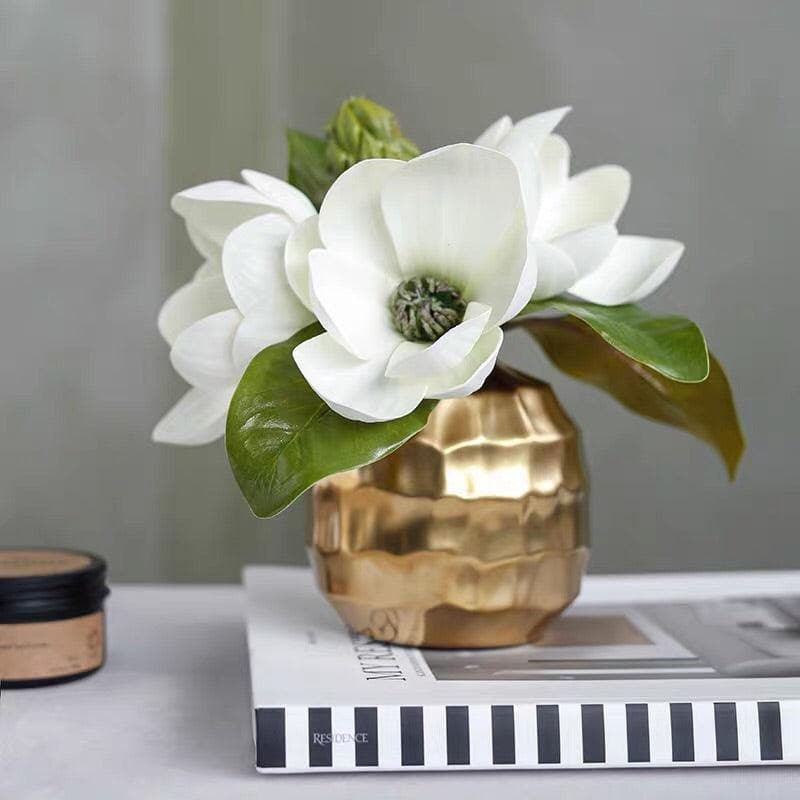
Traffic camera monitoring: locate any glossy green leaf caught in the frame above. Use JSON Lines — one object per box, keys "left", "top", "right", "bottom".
{"left": 226, "top": 324, "right": 437, "bottom": 517}
{"left": 523, "top": 316, "right": 745, "bottom": 478}
{"left": 286, "top": 128, "right": 334, "bottom": 210}
{"left": 516, "top": 298, "right": 710, "bottom": 383}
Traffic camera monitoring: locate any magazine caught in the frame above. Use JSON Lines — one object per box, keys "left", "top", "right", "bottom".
{"left": 244, "top": 566, "right": 800, "bottom": 773}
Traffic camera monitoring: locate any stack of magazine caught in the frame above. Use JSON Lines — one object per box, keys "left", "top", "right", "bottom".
{"left": 245, "top": 566, "right": 800, "bottom": 773}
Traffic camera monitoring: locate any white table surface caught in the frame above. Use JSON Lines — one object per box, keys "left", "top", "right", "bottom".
{"left": 2, "top": 570, "right": 800, "bottom": 799}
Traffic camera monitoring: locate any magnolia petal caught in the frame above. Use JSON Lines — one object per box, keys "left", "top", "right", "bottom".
{"left": 231, "top": 298, "right": 314, "bottom": 371}
{"left": 510, "top": 107, "right": 571, "bottom": 150}
{"left": 569, "top": 235, "right": 685, "bottom": 305}
{"left": 381, "top": 144, "right": 527, "bottom": 300}
{"left": 173, "top": 180, "right": 266, "bottom": 207}
{"left": 625, "top": 240, "right": 685, "bottom": 303}
{"left": 157, "top": 274, "right": 233, "bottom": 346}
{"left": 467, "top": 213, "right": 529, "bottom": 326}
{"left": 531, "top": 239, "right": 579, "bottom": 300}
{"left": 318, "top": 159, "right": 404, "bottom": 278}
{"left": 193, "top": 260, "right": 220, "bottom": 281}
{"left": 308, "top": 248, "right": 401, "bottom": 360}
{"left": 152, "top": 386, "right": 232, "bottom": 446}
{"left": 385, "top": 302, "right": 491, "bottom": 379}
{"left": 498, "top": 126, "right": 541, "bottom": 226}
{"left": 293, "top": 333, "right": 426, "bottom": 423}
{"left": 551, "top": 223, "right": 618, "bottom": 280}
{"left": 474, "top": 115, "right": 513, "bottom": 148}
{"left": 169, "top": 308, "right": 242, "bottom": 391}
{"left": 538, "top": 133, "right": 571, "bottom": 200}
{"left": 222, "top": 213, "right": 297, "bottom": 315}
{"left": 494, "top": 244, "right": 539, "bottom": 323}
{"left": 284, "top": 215, "right": 322, "bottom": 310}
{"left": 172, "top": 181, "right": 270, "bottom": 250}
{"left": 241, "top": 169, "right": 316, "bottom": 224}
{"left": 425, "top": 328, "right": 504, "bottom": 399}
{"left": 536, "top": 165, "right": 631, "bottom": 240}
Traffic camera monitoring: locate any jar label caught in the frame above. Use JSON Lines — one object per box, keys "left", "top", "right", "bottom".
{"left": 0, "top": 549, "right": 91, "bottom": 578}
{"left": 0, "top": 611, "right": 104, "bottom": 682}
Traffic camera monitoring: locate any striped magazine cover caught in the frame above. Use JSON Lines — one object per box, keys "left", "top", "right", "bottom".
{"left": 245, "top": 567, "right": 800, "bottom": 774}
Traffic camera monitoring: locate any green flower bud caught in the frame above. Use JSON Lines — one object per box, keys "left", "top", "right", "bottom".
{"left": 325, "top": 96, "right": 420, "bottom": 175}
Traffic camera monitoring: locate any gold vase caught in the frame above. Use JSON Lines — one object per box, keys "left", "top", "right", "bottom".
{"left": 308, "top": 365, "right": 589, "bottom": 648}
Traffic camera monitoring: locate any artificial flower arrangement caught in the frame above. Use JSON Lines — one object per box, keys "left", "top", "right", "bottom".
{"left": 154, "top": 97, "right": 743, "bottom": 518}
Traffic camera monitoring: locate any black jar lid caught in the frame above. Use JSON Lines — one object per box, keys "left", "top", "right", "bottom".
{"left": 0, "top": 547, "right": 109, "bottom": 623}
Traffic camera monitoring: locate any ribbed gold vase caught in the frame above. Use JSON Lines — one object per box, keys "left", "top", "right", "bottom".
{"left": 308, "top": 365, "right": 589, "bottom": 648}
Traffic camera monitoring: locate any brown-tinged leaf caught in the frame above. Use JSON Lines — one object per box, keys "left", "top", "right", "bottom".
{"left": 523, "top": 316, "right": 745, "bottom": 478}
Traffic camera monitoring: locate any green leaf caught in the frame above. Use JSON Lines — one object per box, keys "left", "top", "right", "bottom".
{"left": 523, "top": 316, "right": 745, "bottom": 478}
{"left": 286, "top": 129, "right": 335, "bottom": 210}
{"left": 226, "top": 324, "right": 437, "bottom": 517}
{"left": 516, "top": 298, "right": 710, "bottom": 383}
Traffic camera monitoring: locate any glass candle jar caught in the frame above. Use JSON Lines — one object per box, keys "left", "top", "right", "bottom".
{"left": 0, "top": 548, "right": 110, "bottom": 688}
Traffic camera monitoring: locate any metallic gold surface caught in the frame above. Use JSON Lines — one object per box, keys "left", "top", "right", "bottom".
{"left": 309, "top": 365, "right": 589, "bottom": 648}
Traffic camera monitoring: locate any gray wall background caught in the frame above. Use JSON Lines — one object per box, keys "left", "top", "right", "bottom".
{"left": 1, "top": 0, "right": 798, "bottom": 581}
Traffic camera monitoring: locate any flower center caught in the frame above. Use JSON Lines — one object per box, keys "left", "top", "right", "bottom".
{"left": 389, "top": 276, "right": 467, "bottom": 343}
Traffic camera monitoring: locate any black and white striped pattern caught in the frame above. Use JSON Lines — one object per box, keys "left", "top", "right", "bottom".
{"left": 254, "top": 700, "right": 799, "bottom": 772}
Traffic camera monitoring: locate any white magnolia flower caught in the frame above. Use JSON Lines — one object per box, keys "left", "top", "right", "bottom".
{"left": 476, "top": 108, "right": 684, "bottom": 304}
{"left": 153, "top": 172, "right": 317, "bottom": 445}
{"left": 157, "top": 170, "right": 317, "bottom": 345}
{"left": 291, "top": 143, "right": 535, "bottom": 423}
{"left": 152, "top": 308, "right": 244, "bottom": 445}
